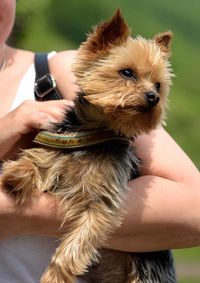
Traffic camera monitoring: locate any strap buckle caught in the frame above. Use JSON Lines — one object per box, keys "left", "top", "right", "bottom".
{"left": 34, "top": 73, "right": 56, "bottom": 98}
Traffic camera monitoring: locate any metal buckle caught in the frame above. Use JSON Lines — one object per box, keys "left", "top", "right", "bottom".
{"left": 34, "top": 74, "right": 56, "bottom": 98}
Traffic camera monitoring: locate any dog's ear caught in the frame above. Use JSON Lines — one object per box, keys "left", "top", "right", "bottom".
{"left": 83, "top": 9, "right": 130, "bottom": 54}
{"left": 153, "top": 31, "right": 173, "bottom": 55}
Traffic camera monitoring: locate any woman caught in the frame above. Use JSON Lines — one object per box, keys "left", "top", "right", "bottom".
{"left": 0, "top": 1, "right": 199, "bottom": 282}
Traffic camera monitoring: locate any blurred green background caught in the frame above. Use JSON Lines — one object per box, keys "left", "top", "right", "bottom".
{"left": 13, "top": 0, "right": 200, "bottom": 282}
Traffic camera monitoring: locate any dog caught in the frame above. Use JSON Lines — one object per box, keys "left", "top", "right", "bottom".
{"left": 1, "top": 10, "right": 176, "bottom": 283}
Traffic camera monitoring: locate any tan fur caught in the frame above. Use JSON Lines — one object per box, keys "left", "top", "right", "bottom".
{"left": 73, "top": 21, "right": 173, "bottom": 137}
{"left": 1, "top": 10, "right": 174, "bottom": 283}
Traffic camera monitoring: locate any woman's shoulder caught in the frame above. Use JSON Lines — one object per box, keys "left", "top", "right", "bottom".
{"left": 8, "top": 48, "right": 78, "bottom": 101}
{"left": 8, "top": 46, "right": 34, "bottom": 64}
{"left": 48, "top": 50, "right": 78, "bottom": 101}
{"left": 6, "top": 47, "right": 35, "bottom": 79}
{"left": 50, "top": 50, "right": 78, "bottom": 62}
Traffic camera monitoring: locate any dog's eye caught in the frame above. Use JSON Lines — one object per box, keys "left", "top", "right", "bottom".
{"left": 155, "top": 82, "right": 161, "bottom": 92}
{"left": 120, "top": 69, "right": 137, "bottom": 80}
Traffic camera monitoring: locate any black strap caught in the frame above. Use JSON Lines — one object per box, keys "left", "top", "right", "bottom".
{"left": 34, "top": 53, "right": 62, "bottom": 101}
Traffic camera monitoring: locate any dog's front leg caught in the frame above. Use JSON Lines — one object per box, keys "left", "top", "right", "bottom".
{"left": 41, "top": 195, "right": 124, "bottom": 283}
{"left": 0, "top": 148, "right": 58, "bottom": 204}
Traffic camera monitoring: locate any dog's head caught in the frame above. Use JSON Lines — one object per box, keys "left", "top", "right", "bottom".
{"left": 72, "top": 10, "right": 173, "bottom": 136}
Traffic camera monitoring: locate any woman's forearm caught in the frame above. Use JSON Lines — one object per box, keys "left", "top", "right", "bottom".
{"left": 107, "top": 175, "right": 200, "bottom": 252}
{"left": 0, "top": 186, "right": 60, "bottom": 239}
{"left": 1, "top": 166, "right": 199, "bottom": 251}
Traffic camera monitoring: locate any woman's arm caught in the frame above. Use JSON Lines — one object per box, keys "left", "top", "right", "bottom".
{"left": 48, "top": 50, "right": 79, "bottom": 101}
{"left": 107, "top": 127, "right": 200, "bottom": 252}
{"left": 1, "top": 127, "right": 199, "bottom": 249}
{"left": 0, "top": 187, "right": 60, "bottom": 239}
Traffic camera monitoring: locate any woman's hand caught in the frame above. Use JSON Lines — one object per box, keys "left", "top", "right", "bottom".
{"left": 0, "top": 187, "right": 62, "bottom": 239}
{"left": 0, "top": 99, "right": 73, "bottom": 159}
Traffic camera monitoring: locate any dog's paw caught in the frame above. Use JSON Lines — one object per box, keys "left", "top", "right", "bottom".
{"left": 41, "top": 262, "right": 75, "bottom": 283}
{"left": 1, "top": 159, "right": 40, "bottom": 204}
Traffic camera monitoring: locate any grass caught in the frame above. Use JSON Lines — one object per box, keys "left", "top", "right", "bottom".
{"left": 174, "top": 248, "right": 200, "bottom": 282}
{"left": 174, "top": 248, "right": 200, "bottom": 263}
{"left": 179, "top": 280, "right": 199, "bottom": 283}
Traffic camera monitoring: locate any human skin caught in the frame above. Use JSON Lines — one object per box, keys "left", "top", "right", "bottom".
{"left": 0, "top": 0, "right": 199, "bottom": 251}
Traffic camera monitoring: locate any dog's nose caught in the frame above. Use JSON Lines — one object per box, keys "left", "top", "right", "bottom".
{"left": 145, "top": 92, "right": 160, "bottom": 107}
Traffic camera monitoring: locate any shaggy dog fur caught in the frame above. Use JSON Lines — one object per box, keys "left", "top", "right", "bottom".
{"left": 1, "top": 10, "right": 176, "bottom": 283}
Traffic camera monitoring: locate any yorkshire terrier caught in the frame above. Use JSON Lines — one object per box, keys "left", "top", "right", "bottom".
{"left": 1, "top": 10, "right": 176, "bottom": 283}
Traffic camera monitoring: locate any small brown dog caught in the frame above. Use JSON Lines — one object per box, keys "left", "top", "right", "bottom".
{"left": 1, "top": 10, "right": 176, "bottom": 283}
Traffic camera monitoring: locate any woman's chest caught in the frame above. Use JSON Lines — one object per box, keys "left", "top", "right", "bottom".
{"left": 0, "top": 49, "right": 34, "bottom": 118}
{"left": 0, "top": 74, "right": 20, "bottom": 117}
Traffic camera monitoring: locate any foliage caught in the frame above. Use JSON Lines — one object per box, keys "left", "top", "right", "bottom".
{"left": 10, "top": 0, "right": 52, "bottom": 45}
{"left": 47, "top": 0, "right": 113, "bottom": 44}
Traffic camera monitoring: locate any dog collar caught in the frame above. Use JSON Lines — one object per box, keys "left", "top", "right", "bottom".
{"left": 33, "top": 129, "right": 130, "bottom": 150}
